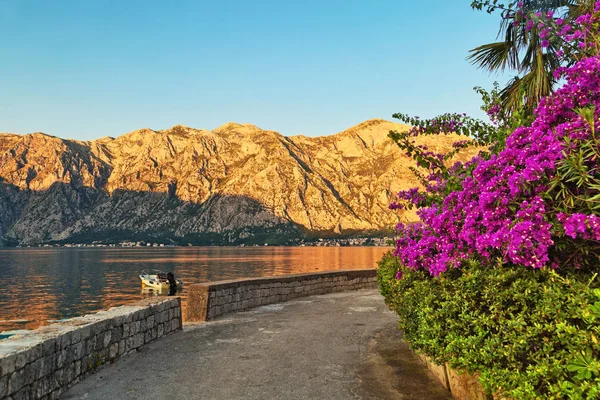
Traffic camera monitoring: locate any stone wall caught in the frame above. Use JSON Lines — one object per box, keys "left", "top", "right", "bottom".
{"left": 187, "top": 269, "right": 377, "bottom": 322}
{"left": 418, "top": 354, "right": 489, "bottom": 400}
{"left": 0, "top": 297, "right": 182, "bottom": 400}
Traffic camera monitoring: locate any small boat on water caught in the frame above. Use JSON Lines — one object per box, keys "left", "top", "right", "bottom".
{"left": 139, "top": 269, "right": 183, "bottom": 292}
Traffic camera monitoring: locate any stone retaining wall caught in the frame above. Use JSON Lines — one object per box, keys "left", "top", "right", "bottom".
{"left": 418, "top": 354, "right": 489, "bottom": 400}
{"left": 187, "top": 269, "right": 377, "bottom": 322}
{"left": 0, "top": 297, "right": 182, "bottom": 400}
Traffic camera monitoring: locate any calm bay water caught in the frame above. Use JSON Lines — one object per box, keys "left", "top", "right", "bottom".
{"left": 0, "top": 246, "right": 390, "bottom": 331}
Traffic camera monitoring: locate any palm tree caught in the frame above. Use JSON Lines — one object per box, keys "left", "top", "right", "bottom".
{"left": 468, "top": 0, "right": 591, "bottom": 115}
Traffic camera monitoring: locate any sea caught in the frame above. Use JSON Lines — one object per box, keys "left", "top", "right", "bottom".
{"left": 0, "top": 246, "right": 390, "bottom": 332}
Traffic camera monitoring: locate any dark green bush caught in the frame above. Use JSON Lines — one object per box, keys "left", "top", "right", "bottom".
{"left": 378, "top": 252, "right": 600, "bottom": 399}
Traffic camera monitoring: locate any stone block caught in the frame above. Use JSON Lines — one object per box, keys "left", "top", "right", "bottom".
{"left": 79, "top": 325, "right": 92, "bottom": 341}
{"left": 125, "top": 337, "right": 135, "bottom": 353}
{"left": 63, "top": 362, "right": 74, "bottom": 385}
{"left": 111, "top": 326, "right": 123, "bottom": 343}
{"left": 74, "top": 341, "right": 86, "bottom": 361}
{"left": 160, "top": 311, "right": 169, "bottom": 324}
{"left": 70, "top": 329, "right": 82, "bottom": 345}
{"left": 14, "top": 350, "right": 30, "bottom": 371}
{"left": 85, "top": 336, "right": 97, "bottom": 356}
{"left": 8, "top": 369, "right": 25, "bottom": 396}
{"left": 41, "top": 338, "right": 57, "bottom": 357}
{"left": 94, "top": 335, "right": 104, "bottom": 352}
{"left": 32, "top": 375, "right": 52, "bottom": 399}
{"left": 118, "top": 340, "right": 125, "bottom": 357}
{"left": 55, "top": 350, "right": 66, "bottom": 370}
{"left": 13, "top": 385, "right": 30, "bottom": 400}
{"left": 79, "top": 355, "right": 88, "bottom": 376}
{"left": 446, "top": 366, "right": 487, "bottom": 400}
{"left": 127, "top": 321, "right": 136, "bottom": 336}
{"left": 90, "top": 320, "right": 107, "bottom": 336}
{"left": 109, "top": 343, "right": 118, "bottom": 360}
{"left": 124, "top": 311, "right": 134, "bottom": 323}
{"left": 0, "top": 373, "right": 8, "bottom": 398}
{"left": 144, "top": 330, "right": 153, "bottom": 344}
{"left": 74, "top": 360, "right": 81, "bottom": 377}
{"left": 122, "top": 323, "right": 130, "bottom": 338}
{"left": 128, "top": 311, "right": 139, "bottom": 322}
{"left": 171, "top": 319, "right": 180, "bottom": 331}
{"left": 0, "top": 353, "right": 17, "bottom": 376}
{"left": 134, "top": 334, "right": 144, "bottom": 349}
{"left": 103, "top": 330, "right": 112, "bottom": 348}
{"left": 157, "top": 324, "right": 164, "bottom": 337}
{"left": 112, "top": 314, "right": 125, "bottom": 326}
{"left": 56, "top": 332, "right": 70, "bottom": 351}
{"left": 27, "top": 343, "right": 43, "bottom": 363}
{"left": 207, "top": 308, "right": 215, "bottom": 319}
{"left": 140, "top": 308, "right": 150, "bottom": 319}
{"left": 146, "top": 315, "right": 155, "bottom": 329}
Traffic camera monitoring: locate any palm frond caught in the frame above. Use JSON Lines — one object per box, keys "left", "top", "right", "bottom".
{"left": 499, "top": 50, "right": 556, "bottom": 113}
{"left": 468, "top": 41, "right": 520, "bottom": 72}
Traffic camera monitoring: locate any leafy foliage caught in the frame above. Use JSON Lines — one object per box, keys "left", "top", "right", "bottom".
{"left": 468, "top": 0, "right": 595, "bottom": 115}
{"left": 378, "top": 253, "right": 600, "bottom": 399}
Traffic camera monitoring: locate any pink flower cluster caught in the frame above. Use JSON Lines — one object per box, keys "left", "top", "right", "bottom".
{"left": 558, "top": 213, "right": 600, "bottom": 240}
{"left": 517, "top": 2, "right": 600, "bottom": 54}
{"left": 392, "top": 55, "right": 600, "bottom": 276}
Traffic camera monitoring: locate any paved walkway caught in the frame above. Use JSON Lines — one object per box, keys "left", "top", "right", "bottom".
{"left": 62, "top": 290, "right": 451, "bottom": 400}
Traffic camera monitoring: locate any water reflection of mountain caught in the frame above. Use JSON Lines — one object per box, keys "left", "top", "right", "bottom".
{"left": 0, "top": 247, "right": 390, "bottom": 331}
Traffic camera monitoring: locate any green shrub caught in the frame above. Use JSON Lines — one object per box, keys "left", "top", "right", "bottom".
{"left": 378, "top": 252, "right": 600, "bottom": 399}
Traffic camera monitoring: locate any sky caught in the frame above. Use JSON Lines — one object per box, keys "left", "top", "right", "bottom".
{"left": 0, "top": 0, "right": 509, "bottom": 140}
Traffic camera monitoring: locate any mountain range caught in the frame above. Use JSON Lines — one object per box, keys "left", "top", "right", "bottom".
{"left": 0, "top": 119, "right": 474, "bottom": 246}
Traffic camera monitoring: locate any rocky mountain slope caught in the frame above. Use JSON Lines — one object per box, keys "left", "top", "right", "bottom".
{"left": 0, "top": 119, "right": 476, "bottom": 245}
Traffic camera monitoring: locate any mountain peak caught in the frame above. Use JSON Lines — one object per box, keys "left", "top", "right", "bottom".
{"left": 334, "top": 119, "right": 409, "bottom": 147}
{"left": 214, "top": 122, "right": 262, "bottom": 133}
{"left": 352, "top": 118, "right": 391, "bottom": 129}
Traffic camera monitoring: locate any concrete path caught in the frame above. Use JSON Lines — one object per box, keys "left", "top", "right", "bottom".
{"left": 62, "top": 290, "right": 451, "bottom": 400}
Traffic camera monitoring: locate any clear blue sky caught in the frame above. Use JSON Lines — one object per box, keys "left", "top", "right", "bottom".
{"left": 0, "top": 0, "right": 508, "bottom": 140}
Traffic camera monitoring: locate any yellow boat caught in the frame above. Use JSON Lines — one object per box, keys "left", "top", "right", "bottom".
{"left": 139, "top": 270, "right": 183, "bottom": 292}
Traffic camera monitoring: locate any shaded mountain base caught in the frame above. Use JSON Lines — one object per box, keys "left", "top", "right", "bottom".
{"left": 0, "top": 181, "right": 394, "bottom": 247}
{"left": 0, "top": 182, "right": 304, "bottom": 246}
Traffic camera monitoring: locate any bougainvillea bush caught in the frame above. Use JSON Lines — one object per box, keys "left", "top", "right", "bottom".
{"left": 379, "top": 4, "right": 600, "bottom": 399}
{"left": 392, "top": 53, "right": 600, "bottom": 276}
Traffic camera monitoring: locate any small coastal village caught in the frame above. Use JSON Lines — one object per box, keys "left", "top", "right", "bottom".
{"left": 29, "top": 237, "right": 393, "bottom": 248}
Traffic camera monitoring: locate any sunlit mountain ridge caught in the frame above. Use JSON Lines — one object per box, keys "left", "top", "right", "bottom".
{"left": 0, "top": 119, "right": 475, "bottom": 245}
